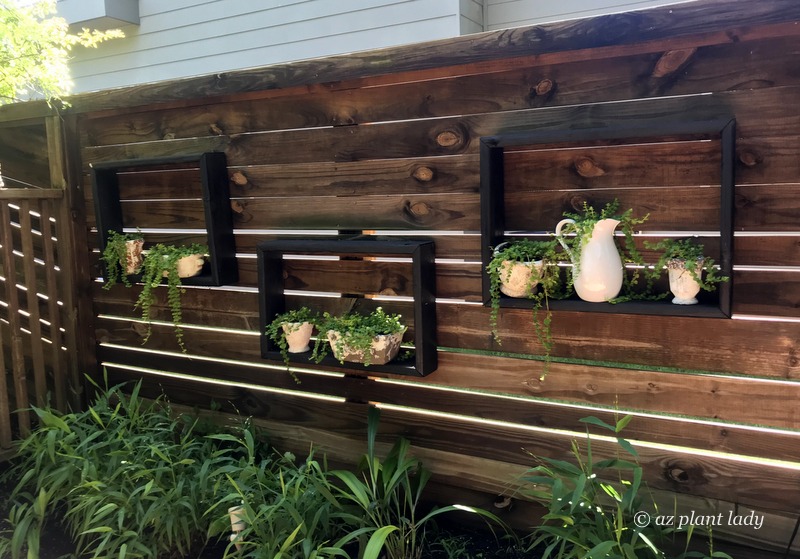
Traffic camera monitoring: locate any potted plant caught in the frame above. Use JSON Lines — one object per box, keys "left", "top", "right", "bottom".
{"left": 265, "top": 306, "right": 319, "bottom": 367}
{"left": 554, "top": 200, "right": 648, "bottom": 302}
{"left": 135, "top": 243, "right": 207, "bottom": 351}
{"left": 311, "top": 307, "right": 406, "bottom": 367}
{"left": 645, "top": 238, "right": 729, "bottom": 305}
{"left": 486, "top": 238, "right": 564, "bottom": 361}
{"left": 101, "top": 230, "right": 144, "bottom": 289}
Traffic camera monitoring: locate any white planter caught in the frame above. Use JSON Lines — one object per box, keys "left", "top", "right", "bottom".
{"left": 228, "top": 505, "right": 245, "bottom": 550}
{"left": 327, "top": 328, "right": 406, "bottom": 365}
{"left": 124, "top": 239, "right": 144, "bottom": 274}
{"left": 282, "top": 321, "right": 313, "bottom": 353}
{"left": 555, "top": 218, "right": 623, "bottom": 302}
{"left": 498, "top": 259, "right": 543, "bottom": 298}
{"left": 668, "top": 258, "right": 703, "bottom": 305}
{"left": 161, "top": 254, "right": 205, "bottom": 278}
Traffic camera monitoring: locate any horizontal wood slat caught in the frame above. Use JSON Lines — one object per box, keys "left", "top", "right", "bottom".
{"left": 100, "top": 360, "right": 800, "bottom": 513}
{"left": 96, "top": 344, "right": 800, "bottom": 462}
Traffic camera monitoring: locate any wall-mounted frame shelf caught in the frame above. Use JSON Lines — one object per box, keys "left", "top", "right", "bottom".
{"left": 257, "top": 238, "right": 437, "bottom": 376}
{"left": 91, "top": 152, "right": 238, "bottom": 286}
{"left": 480, "top": 117, "right": 735, "bottom": 318}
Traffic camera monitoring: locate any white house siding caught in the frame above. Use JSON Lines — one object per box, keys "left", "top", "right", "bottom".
{"left": 485, "top": 0, "right": 693, "bottom": 29}
{"left": 64, "top": 0, "right": 464, "bottom": 93}
{"left": 459, "top": 0, "right": 484, "bottom": 34}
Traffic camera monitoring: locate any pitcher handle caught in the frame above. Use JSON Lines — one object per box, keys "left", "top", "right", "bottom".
{"left": 554, "top": 218, "right": 576, "bottom": 259}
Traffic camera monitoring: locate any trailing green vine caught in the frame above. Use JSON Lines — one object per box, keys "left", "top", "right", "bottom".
{"left": 134, "top": 243, "right": 206, "bottom": 352}
{"left": 100, "top": 230, "right": 143, "bottom": 289}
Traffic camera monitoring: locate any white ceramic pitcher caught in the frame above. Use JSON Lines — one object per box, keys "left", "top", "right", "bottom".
{"left": 555, "top": 217, "right": 623, "bottom": 302}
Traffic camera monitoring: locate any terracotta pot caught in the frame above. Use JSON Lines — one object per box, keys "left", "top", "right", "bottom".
{"left": 282, "top": 321, "right": 313, "bottom": 353}
{"left": 667, "top": 258, "right": 703, "bottom": 305}
{"left": 124, "top": 239, "right": 144, "bottom": 275}
{"left": 327, "top": 328, "right": 406, "bottom": 365}
{"left": 498, "top": 259, "right": 543, "bottom": 298}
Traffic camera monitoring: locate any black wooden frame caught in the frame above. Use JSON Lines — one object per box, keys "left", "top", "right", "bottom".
{"left": 480, "top": 117, "right": 735, "bottom": 318}
{"left": 257, "top": 238, "right": 437, "bottom": 376}
{"left": 91, "top": 152, "right": 238, "bottom": 286}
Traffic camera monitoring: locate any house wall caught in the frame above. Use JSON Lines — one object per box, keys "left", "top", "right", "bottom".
{"left": 485, "top": 0, "right": 691, "bottom": 29}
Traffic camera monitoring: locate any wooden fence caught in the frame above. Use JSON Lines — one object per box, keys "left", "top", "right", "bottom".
{"left": 0, "top": 188, "right": 81, "bottom": 455}
{"left": 1, "top": 0, "right": 800, "bottom": 553}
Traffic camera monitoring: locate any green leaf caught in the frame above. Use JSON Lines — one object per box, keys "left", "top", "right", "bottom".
{"left": 579, "top": 416, "right": 617, "bottom": 432}
{"left": 362, "top": 526, "right": 398, "bottom": 559}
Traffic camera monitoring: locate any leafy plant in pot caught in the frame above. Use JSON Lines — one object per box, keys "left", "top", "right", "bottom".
{"left": 100, "top": 230, "right": 144, "bottom": 289}
{"left": 135, "top": 243, "right": 207, "bottom": 352}
{"left": 312, "top": 307, "right": 407, "bottom": 367}
{"left": 644, "top": 238, "right": 729, "bottom": 305}
{"left": 555, "top": 200, "right": 648, "bottom": 303}
{"left": 486, "top": 238, "right": 564, "bottom": 378}
{"left": 265, "top": 306, "right": 319, "bottom": 377}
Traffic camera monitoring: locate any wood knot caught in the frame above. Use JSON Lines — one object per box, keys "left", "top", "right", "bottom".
{"left": 209, "top": 123, "right": 224, "bottom": 135}
{"left": 651, "top": 48, "right": 697, "bottom": 78}
{"left": 535, "top": 78, "right": 554, "bottom": 96}
{"left": 668, "top": 467, "right": 690, "bottom": 483}
{"left": 379, "top": 288, "right": 398, "bottom": 296}
{"left": 585, "top": 383, "right": 598, "bottom": 393}
{"left": 230, "top": 200, "right": 246, "bottom": 213}
{"left": 162, "top": 131, "right": 176, "bottom": 140}
{"left": 436, "top": 130, "right": 461, "bottom": 148}
{"left": 575, "top": 156, "right": 606, "bottom": 178}
{"left": 412, "top": 166, "right": 435, "bottom": 182}
{"left": 738, "top": 150, "right": 762, "bottom": 167}
{"left": 230, "top": 171, "right": 249, "bottom": 186}
{"left": 409, "top": 202, "right": 431, "bottom": 216}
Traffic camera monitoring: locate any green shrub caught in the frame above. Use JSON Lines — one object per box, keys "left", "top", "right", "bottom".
{"left": 521, "top": 415, "right": 733, "bottom": 559}
{"left": 0, "top": 378, "right": 238, "bottom": 559}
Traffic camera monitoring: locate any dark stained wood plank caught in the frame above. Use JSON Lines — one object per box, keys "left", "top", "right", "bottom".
{"left": 735, "top": 235, "right": 800, "bottom": 267}
{"left": 100, "top": 360, "right": 800, "bottom": 514}
{"left": 94, "top": 316, "right": 800, "bottom": 431}
{"left": 81, "top": 86, "right": 800, "bottom": 169}
{"left": 733, "top": 270, "right": 800, "bottom": 317}
{"left": 39, "top": 200, "right": 67, "bottom": 410}
{"left": 235, "top": 257, "right": 481, "bottom": 301}
{"left": 2, "top": 0, "right": 796, "bottom": 122}
{"left": 504, "top": 140, "right": 723, "bottom": 192}
{"left": 93, "top": 286, "right": 800, "bottom": 381}
{"left": 76, "top": 35, "right": 800, "bottom": 147}
{"left": 95, "top": 344, "right": 800, "bottom": 462}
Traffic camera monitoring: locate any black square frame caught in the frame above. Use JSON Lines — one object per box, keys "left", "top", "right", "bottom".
{"left": 257, "top": 238, "right": 437, "bottom": 376}
{"left": 91, "top": 152, "right": 238, "bottom": 286}
{"left": 480, "top": 117, "right": 735, "bottom": 318}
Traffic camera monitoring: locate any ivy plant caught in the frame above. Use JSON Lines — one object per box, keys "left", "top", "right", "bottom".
{"left": 135, "top": 243, "right": 206, "bottom": 352}
{"left": 644, "top": 238, "right": 729, "bottom": 293}
{"left": 311, "top": 307, "right": 406, "bottom": 367}
{"left": 100, "top": 230, "right": 143, "bottom": 289}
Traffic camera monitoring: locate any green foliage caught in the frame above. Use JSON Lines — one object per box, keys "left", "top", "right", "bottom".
{"left": 135, "top": 243, "right": 207, "bottom": 352}
{"left": 486, "top": 238, "right": 566, "bottom": 379}
{"left": 644, "top": 238, "right": 729, "bottom": 292}
{"left": 205, "top": 433, "right": 357, "bottom": 559}
{"left": 328, "top": 408, "right": 509, "bottom": 559}
{"left": 521, "top": 416, "right": 733, "bottom": 559}
{"left": 0, "top": 377, "right": 237, "bottom": 559}
{"left": 101, "top": 230, "right": 143, "bottom": 289}
{"left": 265, "top": 306, "right": 319, "bottom": 372}
{"left": 312, "top": 307, "right": 406, "bottom": 367}
{"left": 0, "top": 0, "right": 123, "bottom": 105}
